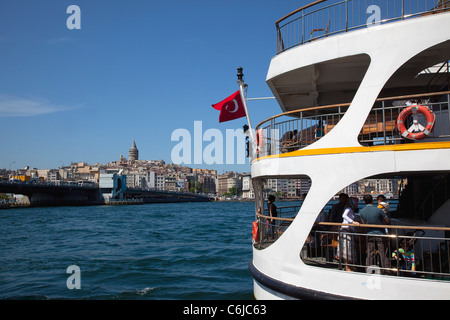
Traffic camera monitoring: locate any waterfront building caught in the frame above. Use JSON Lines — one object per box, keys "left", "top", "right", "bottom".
{"left": 165, "top": 176, "right": 177, "bottom": 191}
{"left": 147, "top": 171, "right": 166, "bottom": 191}
{"left": 358, "top": 178, "right": 399, "bottom": 195}
{"left": 297, "top": 179, "right": 311, "bottom": 199}
{"left": 37, "top": 169, "right": 50, "bottom": 181}
{"left": 47, "top": 169, "right": 60, "bottom": 182}
{"left": 242, "top": 173, "right": 254, "bottom": 199}
{"left": 264, "top": 178, "right": 285, "bottom": 197}
{"left": 99, "top": 172, "right": 126, "bottom": 200}
{"left": 217, "top": 172, "right": 242, "bottom": 195}
{"left": 341, "top": 181, "right": 359, "bottom": 196}
{"left": 126, "top": 170, "right": 148, "bottom": 189}
{"left": 199, "top": 175, "right": 217, "bottom": 194}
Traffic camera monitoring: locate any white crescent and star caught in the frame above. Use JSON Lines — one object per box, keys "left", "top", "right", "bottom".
{"left": 225, "top": 99, "right": 239, "bottom": 113}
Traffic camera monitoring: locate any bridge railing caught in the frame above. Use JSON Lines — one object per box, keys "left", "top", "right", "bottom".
{"left": 0, "top": 180, "right": 98, "bottom": 189}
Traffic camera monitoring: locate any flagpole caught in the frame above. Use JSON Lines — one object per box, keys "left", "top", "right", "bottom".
{"left": 237, "top": 67, "right": 255, "bottom": 146}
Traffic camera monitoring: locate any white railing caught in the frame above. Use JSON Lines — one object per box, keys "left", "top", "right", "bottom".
{"left": 254, "top": 208, "right": 450, "bottom": 279}
{"left": 303, "top": 223, "right": 450, "bottom": 279}
{"left": 276, "top": 0, "right": 450, "bottom": 53}
{"left": 254, "top": 91, "right": 450, "bottom": 159}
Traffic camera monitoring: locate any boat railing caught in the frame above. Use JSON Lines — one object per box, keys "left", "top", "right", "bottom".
{"left": 254, "top": 91, "right": 450, "bottom": 159}
{"left": 254, "top": 211, "right": 450, "bottom": 279}
{"left": 254, "top": 207, "right": 297, "bottom": 248}
{"left": 276, "top": 0, "right": 450, "bottom": 54}
{"left": 303, "top": 223, "right": 450, "bottom": 279}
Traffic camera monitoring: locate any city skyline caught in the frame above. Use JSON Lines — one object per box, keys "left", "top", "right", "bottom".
{"left": 2, "top": 138, "right": 250, "bottom": 175}
{"left": 0, "top": 0, "right": 307, "bottom": 173}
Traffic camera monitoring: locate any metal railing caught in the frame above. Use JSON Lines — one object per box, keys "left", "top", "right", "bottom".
{"left": 302, "top": 223, "right": 450, "bottom": 279}
{"left": 254, "top": 206, "right": 297, "bottom": 249}
{"left": 276, "top": 0, "right": 450, "bottom": 54}
{"left": 360, "top": 92, "right": 450, "bottom": 145}
{"left": 254, "top": 209, "right": 450, "bottom": 279}
{"left": 254, "top": 91, "right": 450, "bottom": 159}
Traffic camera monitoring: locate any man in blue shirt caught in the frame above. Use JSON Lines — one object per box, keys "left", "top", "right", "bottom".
{"left": 360, "top": 194, "right": 390, "bottom": 272}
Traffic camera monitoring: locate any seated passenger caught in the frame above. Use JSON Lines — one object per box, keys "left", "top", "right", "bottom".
{"left": 392, "top": 234, "right": 416, "bottom": 274}
{"left": 280, "top": 130, "right": 298, "bottom": 153}
{"left": 315, "top": 121, "right": 325, "bottom": 140}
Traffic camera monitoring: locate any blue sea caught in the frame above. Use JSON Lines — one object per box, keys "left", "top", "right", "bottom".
{"left": 0, "top": 202, "right": 257, "bottom": 300}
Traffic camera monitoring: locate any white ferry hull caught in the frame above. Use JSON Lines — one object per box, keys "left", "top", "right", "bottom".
{"left": 250, "top": 257, "right": 450, "bottom": 300}
{"left": 250, "top": 4, "right": 450, "bottom": 300}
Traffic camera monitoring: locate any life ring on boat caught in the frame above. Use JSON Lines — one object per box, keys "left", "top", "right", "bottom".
{"left": 252, "top": 221, "right": 260, "bottom": 243}
{"left": 397, "top": 105, "right": 435, "bottom": 140}
{"left": 256, "top": 129, "right": 263, "bottom": 153}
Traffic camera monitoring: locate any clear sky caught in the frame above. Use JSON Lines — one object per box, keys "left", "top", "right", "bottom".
{"left": 0, "top": 0, "right": 310, "bottom": 173}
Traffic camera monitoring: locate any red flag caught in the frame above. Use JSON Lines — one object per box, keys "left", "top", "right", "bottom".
{"left": 212, "top": 90, "right": 246, "bottom": 123}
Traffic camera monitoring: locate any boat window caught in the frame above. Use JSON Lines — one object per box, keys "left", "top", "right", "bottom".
{"left": 359, "top": 42, "right": 450, "bottom": 147}
{"left": 252, "top": 177, "right": 311, "bottom": 250}
{"left": 301, "top": 173, "right": 450, "bottom": 280}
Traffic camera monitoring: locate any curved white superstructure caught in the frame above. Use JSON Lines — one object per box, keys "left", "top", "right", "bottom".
{"left": 250, "top": 1, "right": 450, "bottom": 300}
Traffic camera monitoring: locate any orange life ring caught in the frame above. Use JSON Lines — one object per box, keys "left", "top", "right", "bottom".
{"left": 256, "top": 129, "right": 263, "bottom": 153}
{"left": 252, "top": 221, "right": 259, "bottom": 243}
{"left": 397, "top": 105, "right": 435, "bottom": 140}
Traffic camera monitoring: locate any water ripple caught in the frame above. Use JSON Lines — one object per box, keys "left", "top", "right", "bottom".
{"left": 0, "top": 202, "right": 259, "bottom": 299}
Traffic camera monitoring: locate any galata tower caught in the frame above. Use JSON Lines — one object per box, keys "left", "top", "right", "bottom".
{"left": 129, "top": 140, "right": 139, "bottom": 162}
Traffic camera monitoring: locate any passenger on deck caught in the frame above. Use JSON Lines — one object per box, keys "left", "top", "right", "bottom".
{"left": 360, "top": 195, "right": 390, "bottom": 272}
{"left": 329, "top": 193, "right": 348, "bottom": 224}
{"left": 280, "top": 130, "right": 298, "bottom": 153}
{"left": 337, "top": 197, "right": 360, "bottom": 271}
{"left": 315, "top": 121, "right": 325, "bottom": 140}
{"left": 280, "top": 130, "right": 294, "bottom": 143}
{"left": 377, "top": 195, "right": 390, "bottom": 217}
{"left": 267, "top": 195, "right": 278, "bottom": 237}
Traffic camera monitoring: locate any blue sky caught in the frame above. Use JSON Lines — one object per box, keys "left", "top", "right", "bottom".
{"left": 0, "top": 0, "right": 309, "bottom": 173}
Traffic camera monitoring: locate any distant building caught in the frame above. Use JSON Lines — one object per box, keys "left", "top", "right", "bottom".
{"left": 217, "top": 172, "right": 242, "bottom": 195}
{"left": 342, "top": 182, "right": 359, "bottom": 196}
{"left": 242, "top": 173, "right": 254, "bottom": 199}
{"left": 129, "top": 140, "right": 139, "bottom": 162}
{"left": 165, "top": 176, "right": 176, "bottom": 191}
{"left": 99, "top": 172, "right": 127, "bottom": 200}
{"left": 200, "top": 175, "right": 217, "bottom": 194}
{"left": 126, "top": 170, "right": 147, "bottom": 189}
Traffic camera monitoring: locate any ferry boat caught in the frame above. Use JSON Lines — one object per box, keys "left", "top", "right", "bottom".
{"left": 249, "top": 0, "right": 450, "bottom": 299}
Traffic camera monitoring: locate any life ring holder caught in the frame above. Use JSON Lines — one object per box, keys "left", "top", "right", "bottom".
{"left": 252, "top": 220, "right": 260, "bottom": 243}
{"left": 397, "top": 105, "right": 435, "bottom": 140}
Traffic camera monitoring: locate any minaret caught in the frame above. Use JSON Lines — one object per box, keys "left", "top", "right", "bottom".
{"left": 129, "top": 140, "right": 139, "bottom": 162}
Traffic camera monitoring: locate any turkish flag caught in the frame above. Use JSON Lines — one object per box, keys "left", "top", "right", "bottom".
{"left": 212, "top": 90, "right": 246, "bottom": 123}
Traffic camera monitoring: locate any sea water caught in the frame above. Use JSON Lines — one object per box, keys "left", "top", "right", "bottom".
{"left": 1, "top": 199, "right": 397, "bottom": 300}
{"left": 0, "top": 202, "right": 257, "bottom": 300}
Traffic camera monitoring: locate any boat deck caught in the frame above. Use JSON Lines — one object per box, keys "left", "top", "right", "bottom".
{"left": 254, "top": 210, "right": 450, "bottom": 280}
{"left": 254, "top": 91, "right": 450, "bottom": 160}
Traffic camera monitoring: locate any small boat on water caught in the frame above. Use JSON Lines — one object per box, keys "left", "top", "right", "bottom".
{"left": 248, "top": 0, "right": 450, "bottom": 299}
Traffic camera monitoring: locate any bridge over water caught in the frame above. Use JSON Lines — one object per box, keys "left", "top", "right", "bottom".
{"left": 0, "top": 181, "right": 211, "bottom": 207}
